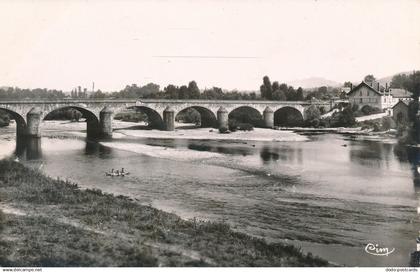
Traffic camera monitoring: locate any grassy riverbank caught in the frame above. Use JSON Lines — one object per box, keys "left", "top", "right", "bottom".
{"left": 0, "top": 160, "right": 329, "bottom": 267}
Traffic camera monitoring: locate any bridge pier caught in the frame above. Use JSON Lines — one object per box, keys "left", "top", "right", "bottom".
{"left": 163, "top": 106, "right": 175, "bottom": 131}
{"left": 26, "top": 107, "right": 42, "bottom": 138}
{"left": 99, "top": 107, "right": 113, "bottom": 139}
{"left": 217, "top": 107, "right": 228, "bottom": 130}
{"left": 16, "top": 122, "right": 27, "bottom": 139}
{"left": 263, "top": 107, "right": 274, "bottom": 128}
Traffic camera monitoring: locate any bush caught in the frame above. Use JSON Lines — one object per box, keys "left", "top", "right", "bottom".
{"left": 330, "top": 106, "right": 356, "bottom": 127}
{"left": 228, "top": 119, "right": 238, "bottom": 132}
{"left": 306, "top": 118, "right": 320, "bottom": 128}
{"left": 114, "top": 112, "right": 147, "bottom": 123}
{"left": 381, "top": 117, "right": 393, "bottom": 131}
{"left": 360, "top": 105, "right": 382, "bottom": 115}
{"left": 237, "top": 123, "right": 254, "bottom": 131}
{"left": 175, "top": 108, "right": 200, "bottom": 124}
{"left": 218, "top": 127, "right": 229, "bottom": 133}
{"left": 0, "top": 111, "right": 10, "bottom": 127}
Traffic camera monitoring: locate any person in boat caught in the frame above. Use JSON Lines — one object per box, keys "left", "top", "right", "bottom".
{"left": 116, "top": 169, "right": 120, "bottom": 176}
{"left": 121, "top": 168, "right": 125, "bottom": 174}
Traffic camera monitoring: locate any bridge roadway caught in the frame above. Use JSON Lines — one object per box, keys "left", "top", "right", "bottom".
{"left": 0, "top": 99, "right": 335, "bottom": 139}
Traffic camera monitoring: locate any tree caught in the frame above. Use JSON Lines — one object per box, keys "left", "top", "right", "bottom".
{"left": 202, "top": 87, "right": 223, "bottom": 100}
{"left": 332, "top": 105, "right": 355, "bottom": 127}
{"left": 390, "top": 73, "right": 409, "bottom": 88}
{"left": 304, "top": 105, "right": 321, "bottom": 127}
{"left": 272, "top": 89, "right": 287, "bottom": 100}
{"left": 178, "top": 85, "right": 188, "bottom": 99}
{"left": 260, "top": 76, "right": 273, "bottom": 100}
{"left": 404, "top": 71, "right": 420, "bottom": 100}
{"left": 285, "top": 86, "right": 296, "bottom": 101}
{"left": 344, "top": 81, "right": 353, "bottom": 87}
{"left": 164, "top": 85, "right": 179, "bottom": 99}
{"left": 364, "top": 75, "right": 376, "bottom": 83}
{"left": 296, "top": 87, "right": 304, "bottom": 100}
{"left": 91, "top": 90, "right": 106, "bottom": 98}
{"left": 272, "top": 81, "right": 279, "bottom": 91}
{"left": 402, "top": 71, "right": 420, "bottom": 143}
{"left": 187, "top": 81, "right": 200, "bottom": 99}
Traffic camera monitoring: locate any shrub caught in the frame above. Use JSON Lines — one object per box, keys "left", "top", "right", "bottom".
{"left": 330, "top": 106, "right": 356, "bottom": 127}
{"left": 0, "top": 111, "right": 10, "bottom": 127}
{"left": 306, "top": 118, "right": 320, "bottom": 128}
{"left": 381, "top": 117, "right": 393, "bottom": 131}
{"left": 360, "top": 105, "right": 382, "bottom": 115}
{"left": 237, "top": 123, "right": 254, "bottom": 131}
{"left": 228, "top": 119, "right": 238, "bottom": 132}
{"left": 218, "top": 127, "right": 229, "bottom": 133}
{"left": 175, "top": 108, "right": 200, "bottom": 124}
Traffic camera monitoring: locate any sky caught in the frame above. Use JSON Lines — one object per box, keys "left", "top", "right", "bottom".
{"left": 0, "top": 0, "right": 419, "bottom": 92}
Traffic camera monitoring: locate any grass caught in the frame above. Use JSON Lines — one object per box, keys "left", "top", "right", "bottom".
{"left": 0, "top": 160, "right": 330, "bottom": 267}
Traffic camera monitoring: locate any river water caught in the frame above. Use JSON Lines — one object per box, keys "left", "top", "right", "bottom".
{"left": 0, "top": 122, "right": 419, "bottom": 266}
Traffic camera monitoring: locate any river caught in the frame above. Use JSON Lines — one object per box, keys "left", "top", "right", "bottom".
{"left": 0, "top": 121, "right": 419, "bottom": 266}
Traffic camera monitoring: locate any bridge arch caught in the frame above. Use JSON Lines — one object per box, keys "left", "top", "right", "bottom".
{"left": 0, "top": 107, "right": 27, "bottom": 137}
{"left": 228, "top": 106, "right": 264, "bottom": 127}
{"left": 126, "top": 106, "right": 164, "bottom": 129}
{"left": 175, "top": 106, "right": 217, "bottom": 128}
{"left": 274, "top": 106, "right": 304, "bottom": 127}
{"left": 43, "top": 106, "right": 100, "bottom": 138}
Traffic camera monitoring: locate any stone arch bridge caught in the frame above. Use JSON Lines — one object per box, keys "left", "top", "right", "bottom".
{"left": 0, "top": 99, "right": 333, "bottom": 139}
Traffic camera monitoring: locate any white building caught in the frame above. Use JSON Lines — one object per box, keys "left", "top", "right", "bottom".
{"left": 347, "top": 81, "right": 412, "bottom": 111}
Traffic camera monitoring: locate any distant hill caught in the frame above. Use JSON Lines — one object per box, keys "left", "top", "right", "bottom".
{"left": 286, "top": 77, "right": 340, "bottom": 89}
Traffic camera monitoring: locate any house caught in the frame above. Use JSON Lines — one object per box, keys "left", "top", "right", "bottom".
{"left": 392, "top": 100, "right": 410, "bottom": 125}
{"left": 389, "top": 88, "right": 412, "bottom": 102}
{"left": 347, "top": 81, "right": 412, "bottom": 111}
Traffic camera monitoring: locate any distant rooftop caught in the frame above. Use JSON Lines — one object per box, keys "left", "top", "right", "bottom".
{"left": 348, "top": 81, "right": 411, "bottom": 98}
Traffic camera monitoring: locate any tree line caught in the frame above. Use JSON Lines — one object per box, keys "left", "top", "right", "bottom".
{"left": 0, "top": 76, "right": 344, "bottom": 102}
{"left": 0, "top": 87, "right": 66, "bottom": 100}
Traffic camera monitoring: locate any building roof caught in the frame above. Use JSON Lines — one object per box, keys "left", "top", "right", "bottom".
{"left": 392, "top": 99, "right": 410, "bottom": 108}
{"left": 389, "top": 88, "right": 412, "bottom": 98}
{"left": 348, "top": 81, "right": 411, "bottom": 98}
{"left": 347, "top": 81, "right": 383, "bottom": 96}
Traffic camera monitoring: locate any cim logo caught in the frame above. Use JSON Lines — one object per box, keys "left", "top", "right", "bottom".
{"left": 365, "top": 243, "right": 395, "bottom": 256}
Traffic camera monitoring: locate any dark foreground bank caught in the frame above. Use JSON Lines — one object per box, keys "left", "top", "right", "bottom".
{"left": 0, "top": 160, "right": 329, "bottom": 267}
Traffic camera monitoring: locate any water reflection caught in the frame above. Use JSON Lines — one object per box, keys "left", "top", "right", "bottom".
{"left": 394, "top": 144, "right": 420, "bottom": 186}
{"left": 13, "top": 137, "right": 114, "bottom": 162}
{"left": 84, "top": 140, "right": 114, "bottom": 158}
{"left": 15, "top": 137, "right": 42, "bottom": 160}
{"left": 259, "top": 145, "right": 303, "bottom": 164}
{"left": 349, "top": 140, "right": 393, "bottom": 169}
{"left": 187, "top": 143, "right": 253, "bottom": 156}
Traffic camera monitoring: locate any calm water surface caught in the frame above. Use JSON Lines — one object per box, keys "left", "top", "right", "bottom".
{"left": 1, "top": 124, "right": 419, "bottom": 266}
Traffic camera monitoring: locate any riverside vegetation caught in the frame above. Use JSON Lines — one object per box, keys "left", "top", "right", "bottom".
{"left": 0, "top": 160, "right": 329, "bottom": 267}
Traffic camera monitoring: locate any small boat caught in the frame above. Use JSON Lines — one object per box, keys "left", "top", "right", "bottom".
{"left": 105, "top": 168, "right": 130, "bottom": 177}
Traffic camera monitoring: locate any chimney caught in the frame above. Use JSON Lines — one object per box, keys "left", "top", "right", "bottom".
{"left": 377, "top": 82, "right": 380, "bottom": 92}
